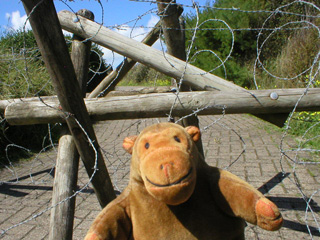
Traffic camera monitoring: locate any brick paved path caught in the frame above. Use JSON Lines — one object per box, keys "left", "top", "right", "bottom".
{"left": 0, "top": 115, "right": 319, "bottom": 239}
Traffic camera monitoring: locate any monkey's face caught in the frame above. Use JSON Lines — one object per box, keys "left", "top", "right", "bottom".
{"left": 123, "top": 122, "right": 200, "bottom": 205}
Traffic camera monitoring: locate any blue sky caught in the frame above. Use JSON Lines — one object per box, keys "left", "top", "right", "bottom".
{"left": 0, "top": 0, "right": 161, "bottom": 29}
{"left": 0, "top": 0, "right": 208, "bottom": 66}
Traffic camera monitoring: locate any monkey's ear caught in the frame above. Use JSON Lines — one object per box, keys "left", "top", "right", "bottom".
{"left": 123, "top": 136, "right": 138, "bottom": 154}
{"left": 185, "top": 126, "right": 201, "bottom": 142}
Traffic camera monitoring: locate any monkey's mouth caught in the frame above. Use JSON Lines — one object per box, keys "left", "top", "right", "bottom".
{"left": 146, "top": 168, "right": 193, "bottom": 187}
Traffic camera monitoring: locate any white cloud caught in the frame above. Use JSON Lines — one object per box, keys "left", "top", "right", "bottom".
{"left": 5, "top": 10, "right": 31, "bottom": 31}
{"left": 147, "top": 15, "right": 160, "bottom": 28}
{"left": 147, "top": 15, "right": 165, "bottom": 53}
{"left": 102, "top": 14, "right": 163, "bottom": 68}
{"left": 5, "top": 10, "right": 71, "bottom": 37}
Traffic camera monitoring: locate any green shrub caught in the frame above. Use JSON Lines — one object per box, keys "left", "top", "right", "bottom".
{"left": 0, "top": 30, "right": 55, "bottom": 98}
{"left": 0, "top": 30, "right": 59, "bottom": 166}
{"left": 120, "top": 64, "right": 171, "bottom": 86}
{"left": 0, "top": 29, "right": 113, "bottom": 166}
{"left": 288, "top": 111, "right": 320, "bottom": 152}
{"left": 254, "top": 24, "right": 320, "bottom": 89}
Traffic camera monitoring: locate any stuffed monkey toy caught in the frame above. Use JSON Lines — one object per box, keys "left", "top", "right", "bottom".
{"left": 85, "top": 122, "right": 283, "bottom": 240}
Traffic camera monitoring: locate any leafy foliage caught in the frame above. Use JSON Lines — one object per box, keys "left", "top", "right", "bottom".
{"left": 0, "top": 30, "right": 54, "bottom": 98}
{"left": 185, "top": 0, "right": 271, "bottom": 87}
{"left": 0, "top": 29, "right": 110, "bottom": 165}
{"left": 288, "top": 111, "right": 320, "bottom": 156}
{"left": 184, "top": 0, "right": 320, "bottom": 89}
{"left": 184, "top": 0, "right": 320, "bottom": 151}
{"left": 0, "top": 122, "right": 61, "bottom": 166}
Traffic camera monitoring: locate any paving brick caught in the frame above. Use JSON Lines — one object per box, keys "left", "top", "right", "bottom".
{"left": 22, "top": 224, "right": 47, "bottom": 240}
{"left": 0, "top": 114, "right": 319, "bottom": 239}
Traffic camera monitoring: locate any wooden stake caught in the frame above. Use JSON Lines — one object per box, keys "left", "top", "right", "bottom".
{"left": 58, "top": 9, "right": 289, "bottom": 127}
{"left": 57, "top": 10, "right": 243, "bottom": 92}
{"left": 157, "top": 0, "right": 204, "bottom": 156}
{"left": 49, "top": 128, "right": 79, "bottom": 240}
{"left": 48, "top": 9, "right": 95, "bottom": 240}
{"left": 6, "top": 88, "right": 320, "bottom": 125}
{"left": 22, "top": 0, "right": 115, "bottom": 208}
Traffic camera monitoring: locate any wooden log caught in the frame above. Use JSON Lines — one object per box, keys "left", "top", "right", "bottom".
{"left": 0, "top": 86, "right": 171, "bottom": 112}
{"left": 157, "top": 1, "right": 186, "bottom": 61}
{"left": 49, "top": 9, "right": 94, "bottom": 240}
{"left": 49, "top": 129, "right": 79, "bottom": 240}
{"left": 5, "top": 88, "right": 320, "bottom": 125}
{"left": 157, "top": 0, "right": 204, "bottom": 156}
{"left": 0, "top": 96, "right": 57, "bottom": 113}
{"left": 88, "top": 20, "right": 162, "bottom": 98}
{"left": 71, "top": 9, "right": 94, "bottom": 98}
{"left": 110, "top": 86, "right": 172, "bottom": 95}
{"left": 58, "top": 10, "right": 287, "bottom": 127}
{"left": 22, "top": 0, "right": 115, "bottom": 207}
{"left": 58, "top": 10, "right": 243, "bottom": 92}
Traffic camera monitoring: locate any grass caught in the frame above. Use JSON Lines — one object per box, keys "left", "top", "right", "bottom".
{"left": 0, "top": 51, "right": 55, "bottom": 99}
{"left": 287, "top": 112, "right": 320, "bottom": 152}
{"left": 0, "top": 35, "right": 57, "bottom": 167}
{"left": 251, "top": 22, "right": 320, "bottom": 90}
{"left": 119, "top": 78, "right": 171, "bottom": 87}
{"left": 253, "top": 112, "right": 320, "bottom": 161}
{"left": 119, "top": 63, "right": 172, "bottom": 87}
{"left": 248, "top": 24, "right": 320, "bottom": 155}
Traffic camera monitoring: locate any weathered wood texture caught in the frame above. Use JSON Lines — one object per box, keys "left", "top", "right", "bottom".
{"left": 6, "top": 88, "right": 320, "bottom": 125}
{"left": 49, "top": 9, "right": 94, "bottom": 240}
{"left": 108, "top": 86, "right": 172, "bottom": 96}
{"left": 0, "top": 86, "right": 171, "bottom": 113}
{"left": 49, "top": 130, "right": 79, "bottom": 240}
{"left": 0, "top": 86, "right": 171, "bottom": 112}
{"left": 58, "top": 10, "right": 243, "bottom": 92}
{"left": 157, "top": 0, "right": 204, "bottom": 156}
{"left": 157, "top": 1, "right": 185, "bottom": 61}
{"left": 58, "top": 9, "right": 289, "bottom": 127}
{"left": 88, "top": 21, "right": 162, "bottom": 98}
{"left": 0, "top": 96, "right": 56, "bottom": 113}
{"left": 22, "top": 0, "right": 115, "bottom": 207}
{"left": 71, "top": 9, "right": 94, "bottom": 98}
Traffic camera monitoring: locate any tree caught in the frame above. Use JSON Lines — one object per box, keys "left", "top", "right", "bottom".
{"left": 184, "top": 0, "right": 269, "bottom": 87}
{"left": 184, "top": 0, "right": 319, "bottom": 88}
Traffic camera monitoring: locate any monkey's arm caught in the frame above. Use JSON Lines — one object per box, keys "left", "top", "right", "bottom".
{"left": 208, "top": 168, "right": 283, "bottom": 231}
{"left": 84, "top": 193, "right": 132, "bottom": 240}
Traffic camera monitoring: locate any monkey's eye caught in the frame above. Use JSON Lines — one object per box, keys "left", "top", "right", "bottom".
{"left": 174, "top": 136, "right": 181, "bottom": 143}
{"left": 145, "top": 142, "right": 150, "bottom": 149}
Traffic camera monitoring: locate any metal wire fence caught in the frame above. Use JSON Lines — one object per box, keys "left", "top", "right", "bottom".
{"left": 0, "top": 0, "right": 319, "bottom": 239}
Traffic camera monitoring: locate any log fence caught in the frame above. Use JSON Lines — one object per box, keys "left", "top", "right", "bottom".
{"left": 5, "top": 88, "right": 320, "bottom": 125}
{"left": 22, "top": 0, "right": 115, "bottom": 209}
{"left": 48, "top": 9, "right": 95, "bottom": 240}
{"left": 1, "top": 0, "right": 319, "bottom": 239}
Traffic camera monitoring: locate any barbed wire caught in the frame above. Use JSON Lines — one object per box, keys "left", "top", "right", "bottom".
{"left": 131, "top": 0, "right": 320, "bottom": 18}
{"left": 0, "top": 0, "right": 319, "bottom": 239}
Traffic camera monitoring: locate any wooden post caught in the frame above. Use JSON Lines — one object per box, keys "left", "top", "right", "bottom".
{"left": 48, "top": 9, "right": 94, "bottom": 240}
{"left": 22, "top": 0, "right": 115, "bottom": 208}
{"left": 88, "top": 21, "right": 162, "bottom": 98}
{"left": 58, "top": 10, "right": 288, "bottom": 127}
{"left": 57, "top": 10, "right": 243, "bottom": 92}
{"left": 157, "top": 0, "right": 204, "bottom": 156}
{"left": 71, "top": 9, "right": 94, "bottom": 98}
{"left": 7, "top": 88, "right": 319, "bottom": 125}
{"left": 49, "top": 128, "right": 79, "bottom": 240}
{"left": 157, "top": 1, "right": 185, "bottom": 61}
